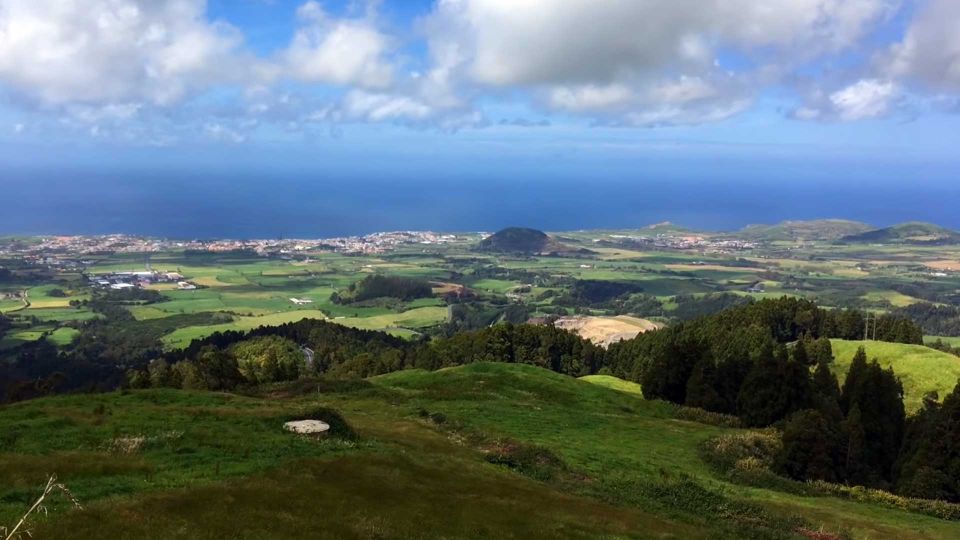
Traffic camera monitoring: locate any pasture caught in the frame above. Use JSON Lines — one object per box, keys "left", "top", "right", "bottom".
{"left": 4, "top": 363, "right": 958, "bottom": 538}
{"left": 830, "top": 340, "right": 960, "bottom": 412}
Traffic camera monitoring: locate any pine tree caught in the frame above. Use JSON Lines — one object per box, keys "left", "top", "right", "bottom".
{"left": 844, "top": 404, "right": 869, "bottom": 485}
{"left": 839, "top": 350, "right": 906, "bottom": 487}
{"left": 685, "top": 355, "right": 725, "bottom": 412}
{"left": 839, "top": 346, "right": 868, "bottom": 414}
{"left": 792, "top": 338, "right": 811, "bottom": 366}
{"left": 896, "top": 382, "right": 960, "bottom": 501}
{"left": 777, "top": 409, "right": 844, "bottom": 482}
{"left": 737, "top": 343, "right": 812, "bottom": 427}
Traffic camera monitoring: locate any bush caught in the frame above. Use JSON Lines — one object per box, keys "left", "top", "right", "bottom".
{"left": 484, "top": 439, "right": 566, "bottom": 482}
{"left": 810, "top": 481, "right": 960, "bottom": 521}
{"left": 673, "top": 405, "right": 742, "bottom": 428}
{"left": 699, "top": 431, "right": 781, "bottom": 474}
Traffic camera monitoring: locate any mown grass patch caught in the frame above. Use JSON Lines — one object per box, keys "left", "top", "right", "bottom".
{"left": 579, "top": 374, "right": 643, "bottom": 396}
{"left": 830, "top": 340, "right": 960, "bottom": 412}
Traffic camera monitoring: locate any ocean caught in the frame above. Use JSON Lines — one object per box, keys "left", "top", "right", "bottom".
{"left": 2, "top": 170, "right": 959, "bottom": 239}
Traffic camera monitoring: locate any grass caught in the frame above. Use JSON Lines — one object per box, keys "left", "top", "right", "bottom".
{"left": 160, "top": 310, "right": 329, "bottom": 348}
{"left": 579, "top": 374, "right": 644, "bottom": 396}
{"left": 830, "top": 340, "right": 960, "bottom": 412}
{"left": 3, "top": 364, "right": 960, "bottom": 538}
{"left": 372, "top": 364, "right": 960, "bottom": 538}
{"left": 927, "top": 336, "right": 960, "bottom": 347}
{"left": 47, "top": 327, "right": 80, "bottom": 347}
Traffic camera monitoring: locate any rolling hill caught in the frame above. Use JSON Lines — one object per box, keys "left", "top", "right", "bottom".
{"left": 830, "top": 339, "right": 960, "bottom": 411}
{"left": 739, "top": 219, "right": 874, "bottom": 242}
{"left": 477, "top": 227, "right": 591, "bottom": 255}
{"left": 839, "top": 222, "right": 960, "bottom": 245}
{"left": 3, "top": 363, "right": 958, "bottom": 538}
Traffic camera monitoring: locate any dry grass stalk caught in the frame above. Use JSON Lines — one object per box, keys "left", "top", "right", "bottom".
{"left": 2, "top": 474, "right": 83, "bottom": 540}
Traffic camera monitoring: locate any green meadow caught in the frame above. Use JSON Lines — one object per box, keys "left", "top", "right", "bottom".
{"left": 3, "top": 363, "right": 958, "bottom": 538}
{"left": 830, "top": 339, "right": 960, "bottom": 411}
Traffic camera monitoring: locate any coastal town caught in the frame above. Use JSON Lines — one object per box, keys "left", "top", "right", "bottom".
{"left": 0, "top": 231, "right": 476, "bottom": 262}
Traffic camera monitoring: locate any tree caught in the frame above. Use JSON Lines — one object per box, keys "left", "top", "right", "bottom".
{"left": 896, "top": 382, "right": 960, "bottom": 501}
{"left": 777, "top": 409, "right": 844, "bottom": 482}
{"left": 839, "top": 348, "right": 905, "bottom": 487}
{"left": 808, "top": 337, "right": 834, "bottom": 365}
{"left": 737, "top": 343, "right": 812, "bottom": 427}
{"left": 792, "top": 338, "right": 811, "bottom": 366}
{"left": 230, "top": 336, "right": 304, "bottom": 384}
{"left": 148, "top": 359, "right": 178, "bottom": 388}
{"left": 839, "top": 347, "right": 869, "bottom": 415}
{"left": 844, "top": 404, "right": 870, "bottom": 485}
{"left": 685, "top": 355, "right": 725, "bottom": 412}
{"left": 194, "top": 347, "right": 243, "bottom": 390}
{"left": 174, "top": 361, "right": 203, "bottom": 390}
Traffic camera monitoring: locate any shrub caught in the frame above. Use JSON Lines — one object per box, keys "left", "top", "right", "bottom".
{"left": 699, "top": 430, "right": 782, "bottom": 474}
{"left": 674, "top": 405, "right": 742, "bottom": 428}
{"left": 484, "top": 439, "right": 566, "bottom": 482}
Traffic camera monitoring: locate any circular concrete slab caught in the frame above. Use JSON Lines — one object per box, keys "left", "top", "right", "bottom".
{"left": 284, "top": 419, "right": 331, "bottom": 434}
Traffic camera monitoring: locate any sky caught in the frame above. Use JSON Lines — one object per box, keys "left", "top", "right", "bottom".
{"left": 0, "top": 0, "right": 958, "bottom": 188}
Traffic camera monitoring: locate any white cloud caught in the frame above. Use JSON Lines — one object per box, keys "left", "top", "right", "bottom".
{"left": 829, "top": 79, "right": 898, "bottom": 120}
{"left": 342, "top": 91, "right": 432, "bottom": 122}
{"left": 0, "top": 0, "right": 246, "bottom": 106}
{"left": 281, "top": 1, "right": 393, "bottom": 89}
{"left": 886, "top": 0, "right": 960, "bottom": 92}
{"left": 204, "top": 122, "right": 246, "bottom": 143}
{"left": 423, "top": 0, "right": 895, "bottom": 125}
{"left": 548, "top": 84, "right": 635, "bottom": 112}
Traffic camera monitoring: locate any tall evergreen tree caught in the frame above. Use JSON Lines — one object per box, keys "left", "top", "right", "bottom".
{"left": 792, "top": 338, "right": 811, "bottom": 366}
{"left": 839, "top": 349, "right": 905, "bottom": 487}
{"left": 839, "top": 346, "right": 869, "bottom": 414}
{"left": 896, "top": 382, "right": 960, "bottom": 501}
{"left": 685, "top": 355, "right": 725, "bottom": 412}
{"left": 777, "top": 409, "right": 845, "bottom": 482}
{"left": 737, "top": 343, "right": 813, "bottom": 427}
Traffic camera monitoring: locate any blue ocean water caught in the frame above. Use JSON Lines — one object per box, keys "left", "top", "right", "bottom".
{"left": 2, "top": 170, "right": 958, "bottom": 238}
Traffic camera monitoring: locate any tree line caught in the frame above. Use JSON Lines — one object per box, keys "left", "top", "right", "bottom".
{"left": 330, "top": 274, "right": 434, "bottom": 304}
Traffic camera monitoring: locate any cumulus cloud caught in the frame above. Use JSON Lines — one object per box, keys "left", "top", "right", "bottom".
{"left": 0, "top": 0, "right": 953, "bottom": 140}
{"left": 886, "top": 0, "right": 960, "bottom": 92}
{"left": 422, "top": 0, "right": 896, "bottom": 125}
{"left": 789, "top": 78, "right": 900, "bottom": 121}
{"left": 0, "top": 0, "right": 246, "bottom": 106}
{"left": 829, "top": 79, "right": 899, "bottom": 120}
{"left": 281, "top": 1, "right": 394, "bottom": 88}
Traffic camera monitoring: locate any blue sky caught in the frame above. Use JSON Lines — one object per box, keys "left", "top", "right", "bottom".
{"left": 0, "top": 0, "right": 958, "bottom": 183}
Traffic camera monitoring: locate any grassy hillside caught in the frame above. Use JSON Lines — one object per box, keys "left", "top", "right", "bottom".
{"left": 840, "top": 222, "right": 960, "bottom": 245}
{"left": 2, "top": 364, "right": 959, "bottom": 538}
{"left": 830, "top": 340, "right": 960, "bottom": 411}
{"left": 478, "top": 227, "right": 552, "bottom": 253}
{"left": 579, "top": 374, "right": 644, "bottom": 396}
{"left": 739, "top": 220, "right": 873, "bottom": 241}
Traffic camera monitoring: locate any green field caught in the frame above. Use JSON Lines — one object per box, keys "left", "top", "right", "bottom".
{"left": 579, "top": 374, "right": 644, "bottom": 396}
{"left": 3, "top": 363, "right": 957, "bottom": 538}
{"left": 830, "top": 340, "right": 960, "bottom": 411}
{"left": 6, "top": 226, "right": 960, "bottom": 360}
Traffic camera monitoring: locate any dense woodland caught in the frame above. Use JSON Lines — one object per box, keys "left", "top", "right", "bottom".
{"left": 331, "top": 274, "right": 434, "bottom": 304}
{"left": 892, "top": 303, "right": 960, "bottom": 336}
